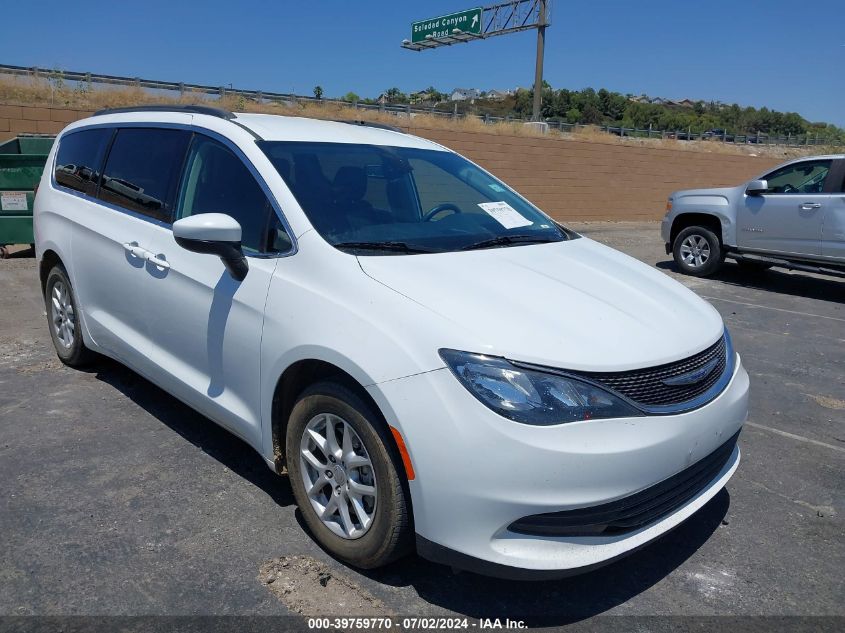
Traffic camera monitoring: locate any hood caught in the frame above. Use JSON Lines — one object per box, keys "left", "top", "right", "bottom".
{"left": 358, "top": 238, "right": 724, "bottom": 372}
{"left": 671, "top": 185, "right": 741, "bottom": 203}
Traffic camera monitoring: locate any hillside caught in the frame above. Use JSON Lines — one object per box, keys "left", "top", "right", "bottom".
{"left": 0, "top": 74, "right": 839, "bottom": 159}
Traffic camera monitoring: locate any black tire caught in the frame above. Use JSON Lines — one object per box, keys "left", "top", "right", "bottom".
{"left": 736, "top": 260, "right": 773, "bottom": 273}
{"left": 286, "top": 381, "right": 413, "bottom": 569}
{"left": 673, "top": 225, "right": 724, "bottom": 277}
{"left": 45, "top": 265, "right": 95, "bottom": 367}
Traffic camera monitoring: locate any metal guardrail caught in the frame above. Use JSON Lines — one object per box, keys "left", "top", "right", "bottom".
{"left": 0, "top": 63, "right": 838, "bottom": 147}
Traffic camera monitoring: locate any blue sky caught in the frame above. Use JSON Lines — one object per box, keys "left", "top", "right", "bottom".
{"left": 2, "top": 0, "right": 843, "bottom": 126}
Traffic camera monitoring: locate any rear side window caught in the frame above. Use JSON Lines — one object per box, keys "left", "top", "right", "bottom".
{"left": 54, "top": 128, "right": 112, "bottom": 196}
{"left": 177, "top": 135, "right": 287, "bottom": 253}
{"left": 98, "top": 128, "right": 191, "bottom": 222}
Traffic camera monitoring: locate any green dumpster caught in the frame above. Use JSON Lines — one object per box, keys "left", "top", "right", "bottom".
{"left": 0, "top": 134, "right": 55, "bottom": 258}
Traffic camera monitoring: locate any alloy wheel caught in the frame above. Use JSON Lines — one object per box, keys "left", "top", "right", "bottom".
{"left": 680, "top": 234, "right": 711, "bottom": 268}
{"left": 50, "top": 280, "right": 75, "bottom": 348}
{"left": 299, "top": 413, "right": 378, "bottom": 539}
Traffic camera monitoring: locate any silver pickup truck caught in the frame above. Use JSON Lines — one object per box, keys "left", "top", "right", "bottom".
{"left": 661, "top": 154, "right": 845, "bottom": 277}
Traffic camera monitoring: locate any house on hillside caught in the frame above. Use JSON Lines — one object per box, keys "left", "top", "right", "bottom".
{"left": 486, "top": 88, "right": 514, "bottom": 100}
{"left": 410, "top": 90, "right": 437, "bottom": 104}
{"left": 450, "top": 88, "right": 481, "bottom": 101}
{"left": 673, "top": 98, "right": 697, "bottom": 109}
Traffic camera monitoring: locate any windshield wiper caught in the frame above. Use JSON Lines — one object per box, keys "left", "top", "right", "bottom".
{"left": 460, "top": 234, "right": 560, "bottom": 251}
{"left": 333, "top": 241, "right": 435, "bottom": 254}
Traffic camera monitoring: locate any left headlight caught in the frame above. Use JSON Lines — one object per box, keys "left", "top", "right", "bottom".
{"left": 439, "top": 349, "right": 643, "bottom": 426}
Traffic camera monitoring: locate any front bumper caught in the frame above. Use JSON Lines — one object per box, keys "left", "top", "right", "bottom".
{"left": 660, "top": 215, "right": 672, "bottom": 245}
{"left": 368, "top": 356, "right": 749, "bottom": 577}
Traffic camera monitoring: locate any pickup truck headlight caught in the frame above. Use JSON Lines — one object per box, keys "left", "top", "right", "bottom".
{"left": 439, "top": 349, "right": 642, "bottom": 425}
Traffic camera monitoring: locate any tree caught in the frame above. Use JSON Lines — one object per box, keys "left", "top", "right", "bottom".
{"left": 565, "top": 107, "right": 581, "bottom": 124}
{"left": 385, "top": 87, "right": 407, "bottom": 103}
{"left": 313, "top": 85, "right": 323, "bottom": 100}
{"left": 581, "top": 103, "right": 604, "bottom": 125}
{"left": 342, "top": 92, "right": 360, "bottom": 103}
{"left": 598, "top": 89, "right": 627, "bottom": 120}
{"left": 424, "top": 86, "right": 444, "bottom": 102}
{"left": 513, "top": 88, "right": 533, "bottom": 117}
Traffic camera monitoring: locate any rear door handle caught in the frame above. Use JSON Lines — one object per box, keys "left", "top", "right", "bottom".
{"left": 144, "top": 252, "right": 170, "bottom": 270}
{"left": 122, "top": 241, "right": 149, "bottom": 259}
{"left": 800, "top": 202, "right": 821, "bottom": 210}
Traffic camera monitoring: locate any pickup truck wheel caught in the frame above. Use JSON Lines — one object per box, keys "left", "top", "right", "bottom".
{"left": 286, "top": 381, "right": 413, "bottom": 569}
{"left": 673, "top": 226, "right": 724, "bottom": 277}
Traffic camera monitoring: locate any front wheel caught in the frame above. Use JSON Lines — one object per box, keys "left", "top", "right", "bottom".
{"left": 673, "top": 226, "right": 724, "bottom": 277}
{"left": 286, "top": 381, "right": 413, "bottom": 569}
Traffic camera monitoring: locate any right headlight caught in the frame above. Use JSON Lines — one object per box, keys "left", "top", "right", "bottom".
{"left": 439, "top": 349, "right": 643, "bottom": 426}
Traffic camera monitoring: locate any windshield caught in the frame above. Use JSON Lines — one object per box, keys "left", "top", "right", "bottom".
{"left": 258, "top": 141, "right": 571, "bottom": 254}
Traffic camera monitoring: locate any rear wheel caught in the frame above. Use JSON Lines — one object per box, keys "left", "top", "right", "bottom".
{"left": 286, "top": 381, "right": 413, "bottom": 569}
{"left": 673, "top": 226, "right": 724, "bottom": 277}
{"left": 45, "top": 266, "right": 95, "bottom": 367}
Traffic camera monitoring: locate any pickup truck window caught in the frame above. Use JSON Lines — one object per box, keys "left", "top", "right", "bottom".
{"left": 762, "top": 160, "right": 831, "bottom": 195}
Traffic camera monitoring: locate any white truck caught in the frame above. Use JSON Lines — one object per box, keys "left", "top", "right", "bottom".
{"left": 661, "top": 154, "right": 845, "bottom": 277}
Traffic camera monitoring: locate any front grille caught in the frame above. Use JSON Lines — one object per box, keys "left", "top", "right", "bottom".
{"left": 572, "top": 335, "right": 728, "bottom": 408}
{"left": 509, "top": 430, "right": 740, "bottom": 537}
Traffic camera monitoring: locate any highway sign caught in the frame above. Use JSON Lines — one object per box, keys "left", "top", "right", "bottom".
{"left": 412, "top": 7, "right": 482, "bottom": 43}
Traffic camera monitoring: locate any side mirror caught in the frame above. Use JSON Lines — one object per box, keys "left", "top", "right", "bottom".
{"left": 746, "top": 179, "right": 768, "bottom": 196}
{"left": 172, "top": 213, "right": 249, "bottom": 281}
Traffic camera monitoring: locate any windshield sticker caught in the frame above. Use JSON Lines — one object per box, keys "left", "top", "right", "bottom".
{"left": 488, "top": 183, "right": 505, "bottom": 192}
{"left": 477, "top": 201, "right": 533, "bottom": 229}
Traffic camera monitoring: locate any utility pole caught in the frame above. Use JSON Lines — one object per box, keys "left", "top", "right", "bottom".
{"left": 532, "top": 0, "right": 549, "bottom": 121}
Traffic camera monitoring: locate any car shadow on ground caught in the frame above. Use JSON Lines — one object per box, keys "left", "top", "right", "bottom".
{"left": 656, "top": 259, "right": 845, "bottom": 303}
{"left": 363, "top": 490, "right": 729, "bottom": 625}
{"left": 90, "top": 358, "right": 295, "bottom": 508}
{"left": 298, "top": 489, "right": 730, "bottom": 625}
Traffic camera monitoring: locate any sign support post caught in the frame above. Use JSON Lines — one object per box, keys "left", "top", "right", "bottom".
{"left": 532, "top": 0, "right": 548, "bottom": 121}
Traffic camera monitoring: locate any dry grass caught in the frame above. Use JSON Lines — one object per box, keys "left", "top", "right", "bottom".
{"left": 0, "top": 75, "right": 835, "bottom": 158}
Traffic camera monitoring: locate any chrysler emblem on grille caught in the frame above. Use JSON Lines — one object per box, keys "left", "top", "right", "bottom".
{"left": 661, "top": 357, "right": 720, "bottom": 387}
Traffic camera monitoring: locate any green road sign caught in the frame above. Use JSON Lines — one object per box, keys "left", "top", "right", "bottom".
{"left": 412, "top": 7, "right": 482, "bottom": 43}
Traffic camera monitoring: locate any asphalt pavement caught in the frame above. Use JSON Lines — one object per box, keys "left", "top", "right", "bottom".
{"left": 0, "top": 222, "right": 842, "bottom": 630}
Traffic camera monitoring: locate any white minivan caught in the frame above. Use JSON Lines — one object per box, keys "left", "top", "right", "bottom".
{"left": 34, "top": 106, "right": 749, "bottom": 578}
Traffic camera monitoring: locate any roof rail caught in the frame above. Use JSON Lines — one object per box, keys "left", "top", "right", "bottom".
{"left": 335, "top": 119, "right": 405, "bottom": 134}
{"left": 92, "top": 104, "right": 236, "bottom": 120}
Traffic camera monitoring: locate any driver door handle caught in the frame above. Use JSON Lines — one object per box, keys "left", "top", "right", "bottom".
{"left": 800, "top": 202, "right": 821, "bottom": 210}
{"left": 144, "top": 252, "right": 170, "bottom": 270}
{"left": 122, "top": 241, "right": 149, "bottom": 259}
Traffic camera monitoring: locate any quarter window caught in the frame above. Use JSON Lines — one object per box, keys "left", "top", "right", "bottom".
{"left": 763, "top": 160, "right": 832, "bottom": 194}
{"left": 98, "top": 128, "right": 191, "bottom": 222}
{"left": 54, "top": 128, "right": 112, "bottom": 196}
{"left": 177, "top": 135, "right": 286, "bottom": 253}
